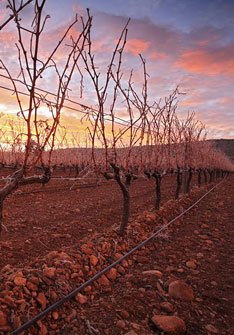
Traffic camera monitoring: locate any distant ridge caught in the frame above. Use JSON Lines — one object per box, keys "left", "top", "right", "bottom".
{"left": 52, "top": 139, "right": 234, "bottom": 164}
{"left": 208, "top": 139, "right": 234, "bottom": 163}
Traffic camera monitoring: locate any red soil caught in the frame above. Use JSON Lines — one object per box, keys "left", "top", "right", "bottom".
{"left": 0, "top": 172, "right": 233, "bottom": 335}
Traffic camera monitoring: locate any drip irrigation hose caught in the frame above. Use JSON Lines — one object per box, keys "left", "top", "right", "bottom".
{"left": 10, "top": 177, "right": 225, "bottom": 335}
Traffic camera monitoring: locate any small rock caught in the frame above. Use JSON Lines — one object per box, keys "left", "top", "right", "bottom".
{"left": 75, "top": 293, "right": 87, "bottom": 304}
{"left": 50, "top": 291, "right": 58, "bottom": 301}
{"left": 202, "top": 224, "right": 209, "bottom": 229}
{"left": 43, "top": 267, "right": 56, "bottom": 279}
{"left": 118, "top": 310, "right": 130, "bottom": 319}
{"left": 160, "top": 301, "right": 174, "bottom": 313}
{"left": 37, "top": 292, "right": 47, "bottom": 309}
{"left": 107, "top": 268, "right": 118, "bottom": 281}
{"left": 186, "top": 260, "right": 197, "bottom": 269}
{"left": 57, "top": 251, "right": 70, "bottom": 260}
{"left": 98, "top": 275, "right": 110, "bottom": 286}
{"left": 151, "top": 315, "right": 186, "bottom": 335}
{"left": 124, "top": 331, "right": 137, "bottom": 335}
{"left": 205, "top": 239, "right": 213, "bottom": 245}
{"left": 142, "top": 270, "right": 163, "bottom": 278}
{"left": 205, "top": 324, "right": 219, "bottom": 333}
{"left": 144, "top": 213, "right": 156, "bottom": 223}
{"left": 2, "top": 295, "right": 15, "bottom": 306}
{"left": 211, "top": 281, "right": 218, "bottom": 286}
{"left": 84, "top": 285, "right": 92, "bottom": 293}
{"left": 101, "top": 241, "right": 111, "bottom": 252}
{"left": 27, "top": 281, "right": 38, "bottom": 291}
{"left": 52, "top": 311, "right": 59, "bottom": 320}
{"left": 131, "top": 322, "right": 141, "bottom": 330}
{"left": 30, "top": 276, "right": 40, "bottom": 285}
{"left": 81, "top": 244, "right": 93, "bottom": 255}
{"left": 14, "top": 276, "right": 27, "bottom": 286}
{"left": 116, "top": 319, "right": 126, "bottom": 329}
{"left": 15, "top": 299, "right": 26, "bottom": 305}
{"left": 117, "top": 265, "right": 125, "bottom": 275}
{"left": 168, "top": 280, "right": 194, "bottom": 301}
{"left": 1, "top": 264, "right": 12, "bottom": 273}
{"left": 90, "top": 255, "right": 99, "bottom": 266}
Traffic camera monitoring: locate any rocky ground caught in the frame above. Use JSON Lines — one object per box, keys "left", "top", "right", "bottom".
{"left": 0, "top": 175, "right": 233, "bottom": 335}
{"left": 0, "top": 174, "right": 177, "bottom": 269}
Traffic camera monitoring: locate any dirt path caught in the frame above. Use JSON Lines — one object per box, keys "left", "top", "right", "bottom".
{"left": 63, "top": 175, "right": 234, "bottom": 334}
{"left": 0, "top": 174, "right": 233, "bottom": 335}
{"left": 0, "top": 174, "right": 178, "bottom": 269}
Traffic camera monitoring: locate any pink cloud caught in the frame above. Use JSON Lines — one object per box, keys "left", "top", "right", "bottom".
{"left": 175, "top": 45, "right": 234, "bottom": 76}
{"left": 125, "top": 38, "right": 150, "bottom": 56}
{"left": 149, "top": 51, "right": 168, "bottom": 60}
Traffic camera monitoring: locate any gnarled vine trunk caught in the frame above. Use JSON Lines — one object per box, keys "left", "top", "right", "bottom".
{"left": 186, "top": 167, "right": 193, "bottom": 193}
{"left": 0, "top": 167, "right": 51, "bottom": 233}
{"left": 153, "top": 171, "right": 162, "bottom": 210}
{"left": 110, "top": 163, "right": 132, "bottom": 236}
{"left": 197, "top": 168, "right": 202, "bottom": 187}
{"left": 175, "top": 166, "right": 182, "bottom": 199}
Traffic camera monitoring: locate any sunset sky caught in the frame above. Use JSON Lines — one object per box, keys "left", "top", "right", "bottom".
{"left": 0, "top": 0, "right": 234, "bottom": 141}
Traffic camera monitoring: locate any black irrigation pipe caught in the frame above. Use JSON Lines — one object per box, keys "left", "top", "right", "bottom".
{"left": 10, "top": 177, "right": 226, "bottom": 335}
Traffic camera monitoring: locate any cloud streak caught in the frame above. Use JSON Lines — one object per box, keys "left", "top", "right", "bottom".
{"left": 175, "top": 44, "right": 234, "bottom": 76}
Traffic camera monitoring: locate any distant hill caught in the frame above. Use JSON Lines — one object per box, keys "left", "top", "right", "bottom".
{"left": 209, "top": 139, "right": 234, "bottom": 163}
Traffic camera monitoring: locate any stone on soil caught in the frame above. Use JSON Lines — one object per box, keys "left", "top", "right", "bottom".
{"left": 116, "top": 319, "right": 126, "bottom": 329}
{"left": 160, "top": 301, "right": 174, "bottom": 313}
{"left": 75, "top": 293, "right": 88, "bottom": 304}
{"left": 168, "top": 280, "right": 194, "bottom": 301}
{"left": 90, "top": 255, "right": 99, "bottom": 266}
{"left": 186, "top": 260, "right": 197, "bottom": 269}
{"left": 98, "top": 274, "right": 110, "bottom": 286}
{"left": 107, "top": 268, "right": 118, "bottom": 280}
{"left": 52, "top": 311, "right": 59, "bottom": 320}
{"left": 151, "top": 315, "right": 186, "bottom": 335}
{"left": 27, "top": 280, "right": 38, "bottom": 291}
{"left": 14, "top": 275, "right": 27, "bottom": 286}
{"left": 43, "top": 267, "right": 56, "bottom": 279}
{"left": 142, "top": 270, "right": 163, "bottom": 278}
{"left": 36, "top": 292, "right": 47, "bottom": 309}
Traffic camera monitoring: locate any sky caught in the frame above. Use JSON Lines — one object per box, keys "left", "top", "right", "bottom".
{"left": 0, "top": 0, "right": 234, "bottom": 141}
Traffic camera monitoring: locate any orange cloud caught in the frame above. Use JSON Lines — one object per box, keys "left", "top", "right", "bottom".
{"left": 217, "top": 96, "right": 234, "bottom": 106}
{"left": 125, "top": 38, "right": 149, "bottom": 56}
{"left": 0, "top": 31, "right": 15, "bottom": 43}
{"left": 180, "top": 98, "right": 203, "bottom": 107}
{"left": 149, "top": 51, "right": 168, "bottom": 60}
{"left": 175, "top": 47, "right": 234, "bottom": 76}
